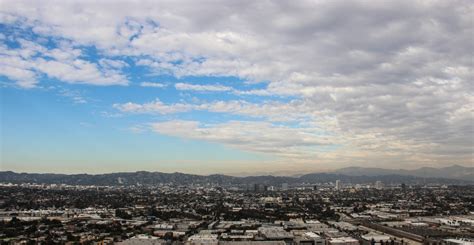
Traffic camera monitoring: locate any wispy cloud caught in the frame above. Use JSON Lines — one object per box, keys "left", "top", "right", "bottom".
{"left": 113, "top": 98, "right": 309, "bottom": 121}
{"left": 174, "top": 82, "right": 274, "bottom": 97}
{"left": 151, "top": 120, "right": 335, "bottom": 159}
{"left": 175, "top": 82, "right": 232, "bottom": 92}
{"left": 58, "top": 89, "right": 87, "bottom": 104}
{"left": 113, "top": 99, "right": 194, "bottom": 114}
{"left": 140, "top": 82, "right": 167, "bottom": 88}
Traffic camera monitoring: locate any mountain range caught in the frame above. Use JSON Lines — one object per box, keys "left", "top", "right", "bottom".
{"left": 0, "top": 165, "right": 472, "bottom": 186}
{"left": 332, "top": 165, "right": 473, "bottom": 181}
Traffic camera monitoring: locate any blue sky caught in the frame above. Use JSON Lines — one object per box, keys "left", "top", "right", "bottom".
{"left": 0, "top": 31, "right": 277, "bottom": 173}
{"left": 0, "top": 1, "right": 472, "bottom": 174}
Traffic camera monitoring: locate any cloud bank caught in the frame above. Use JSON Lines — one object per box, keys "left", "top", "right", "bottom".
{"left": 1, "top": 0, "right": 472, "bottom": 169}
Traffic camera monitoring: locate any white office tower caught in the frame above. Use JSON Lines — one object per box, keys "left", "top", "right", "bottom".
{"left": 335, "top": 180, "right": 341, "bottom": 190}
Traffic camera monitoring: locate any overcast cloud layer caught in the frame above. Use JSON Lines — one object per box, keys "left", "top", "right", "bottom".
{"left": 1, "top": 0, "right": 473, "bottom": 171}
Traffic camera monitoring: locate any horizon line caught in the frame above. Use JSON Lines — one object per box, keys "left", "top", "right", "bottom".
{"left": 0, "top": 164, "right": 470, "bottom": 177}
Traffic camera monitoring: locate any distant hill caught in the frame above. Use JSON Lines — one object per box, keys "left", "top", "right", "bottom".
{"left": 0, "top": 166, "right": 472, "bottom": 186}
{"left": 333, "top": 165, "right": 474, "bottom": 181}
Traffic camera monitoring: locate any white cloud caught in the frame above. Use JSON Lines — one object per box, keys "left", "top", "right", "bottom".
{"left": 139, "top": 82, "right": 167, "bottom": 88}
{"left": 0, "top": 38, "right": 129, "bottom": 88}
{"left": 0, "top": 63, "right": 37, "bottom": 88}
{"left": 233, "top": 89, "right": 272, "bottom": 96}
{"left": 151, "top": 120, "right": 335, "bottom": 158}
{"left": 113, "top": 99, "right": 194, "bottom": 114}
{"left": 175, "top": 82, "right": 232, "bottom": 92}
{"left": 34, "top": 58, "right": 128, "bottom": 86}
{"left": 114, "top": 98, "right": 312, "bottom": 122}
{"left": 174, "top": 82, "right": 273, "bottom": 96}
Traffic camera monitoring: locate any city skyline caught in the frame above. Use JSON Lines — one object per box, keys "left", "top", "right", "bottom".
{"left": 1, "top": 1, "right": 473, "bottom": 174}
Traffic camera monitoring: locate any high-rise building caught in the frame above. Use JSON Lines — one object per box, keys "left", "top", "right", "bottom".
{"left": 375, "top": 181, "right": 384, "bottom": 190}
{"left": 335, "top": 180, "right": 341, "bottom": 190}
{"left": 257, "top": 184, "right": 267, "bottom": 192}
{"left": 247, "top": 183, "right": 256, "bottom": 191}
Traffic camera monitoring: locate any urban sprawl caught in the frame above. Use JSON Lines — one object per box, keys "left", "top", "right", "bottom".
{"left": 0, "top": 181, "right": 473, "bottom": 245}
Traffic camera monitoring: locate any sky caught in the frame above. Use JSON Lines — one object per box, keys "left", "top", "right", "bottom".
{"left": 0, "top": 0, "right": 472, "bottom": 175}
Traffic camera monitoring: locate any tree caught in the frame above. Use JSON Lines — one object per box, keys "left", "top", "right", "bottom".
{"left": 115, "top": 209, "right": 132, "bottom": 219}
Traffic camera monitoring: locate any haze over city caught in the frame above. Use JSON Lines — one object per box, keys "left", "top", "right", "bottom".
{"left": 1, "top": 0, "right": 473, "bottom": 175}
